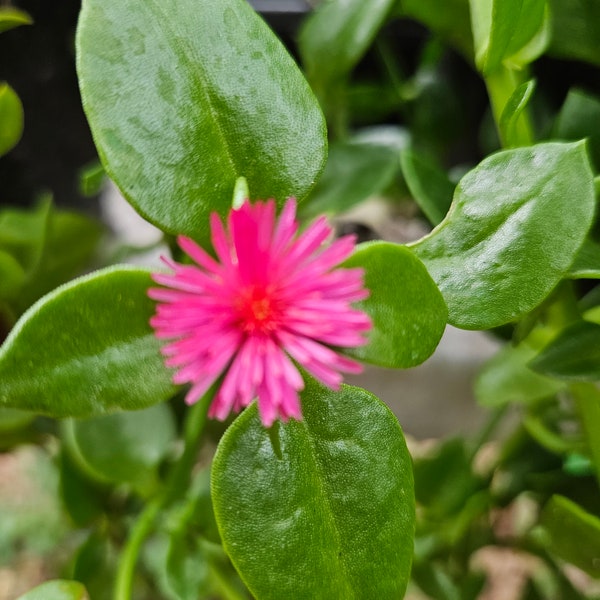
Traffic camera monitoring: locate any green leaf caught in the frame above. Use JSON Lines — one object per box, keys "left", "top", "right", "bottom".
{"left": 499, "top": 79, "right": 536, "bottom": 148}
{"left": 0, "top": 266, "right": 175, "bottom": 417}
{"left": 547, "top": 0, "right": 600, "bottom": 66}
{"left": 343, "top": 241, "right": 447, "bottom": 368}
{"left": 529, "top": 320, "right": 600, "bottom": 381}
{"left": 471, "top": 0, "right": 547, "bottom": 73}
{"left": 299, "top": 0, "right": 396, "bottom": 84}
{"left": 300, "top": 134, "right": 404, "bottom": 219}
{"left": 568, "top": 238, "right": 600, "bottom": 279}
{"left": 537, "top": 495, "right": 600, "bottom": 577}
{"left": 212, "top": 379, "right": 415, "bottom": 600}
{"left": 411, "top": 142, "right": 596, "bottom": 329}
{"left": 554, "top": 88, "right": 600, "bottom": 171}
{"left": 570, "top": 383, "right": 600, "bottom": 485}
{"left": 0, "top": 83, "right": 24, "bottom": 156}
{"left": 400, "top": 149, "right": 454, "bottom": 225}
{"left": 77, "top": 0, "right": 326, "bottom": 244}
{"left": 0, "top": 7, "right": 32, "bottom": 33}
{"left": 475, "top": 343, "right": 564, "bottom": 407}
{"left": 68, "top": 403, "right": 176, "bottom": 487}
{"left": 16, "top": 581, "right": 88, "bottom": 600}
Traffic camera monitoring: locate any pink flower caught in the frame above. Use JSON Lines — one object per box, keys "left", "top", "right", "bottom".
{"left": 148, "top": 198, "right": 371, "bottom": 427}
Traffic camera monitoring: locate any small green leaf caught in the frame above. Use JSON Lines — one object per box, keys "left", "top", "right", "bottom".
{"left": 300, "top": 135, "right": 404, "bottom": 219}
{"left": 212, "top": 379, "right": 415, "bottom": 600}
{"left": 343, "top": 242, "right": 447, "bottom": 368}
{"left": 537, "top": 495, "right": 600, "bottom": 577}
{"left": 0, "top": 83, "right": 24, "bottom": 156}
{"left": 78, "top": 161, "right": 106, "bottom": 197}
{"left": 570, "top": 383, "right": 600, "bottom": 485}
{"left": 0, "top": 7, "right": 32, "bottom": 33}
{"left": 475, "top": 343, "right": 564, "bottom": 407}
{"left": 471, "top": 0, "right": 547, "bottom": 73}
{"left": 16, "top": 581, "right": 88, "bottom": 600}
{"left": 499, "top": 79, "right": 536, "bottom": 148}
{"left": 77, "top": 0, "right": 326, "bottom": 244}
{"left": 299, "top": 0, "right": 396, "bottom": 84}
{"left": 68, "top": 403, "right": 176, "bottom": 486}
{"left": 411, "top": 142, "right": 596, "bottom": 329}
{"left": 529, "top": 320, "right": 600, "bottom": 381}
{"left": 400, "top": 149, "right": 454, "bottom": 226}
{"left": 0, "top": 266, "right": 175, "bottom": 417}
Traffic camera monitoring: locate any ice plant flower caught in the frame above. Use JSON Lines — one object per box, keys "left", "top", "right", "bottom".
{"left": 148, "top": 198, "right": 371, "bottom": 427}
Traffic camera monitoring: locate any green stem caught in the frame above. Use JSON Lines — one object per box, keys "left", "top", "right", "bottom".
{"left": 485, "top": 65, "right": 534, "bottom": 147}
{"left": 113, "top": 395, "right": 211, "bottom": 600}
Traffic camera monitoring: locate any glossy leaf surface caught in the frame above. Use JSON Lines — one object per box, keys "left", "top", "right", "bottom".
{"left": 344, "top": 242, "right": 447, "bottom": 368}
{"left": 17, "top": 581, "right": 88, "bottom": 600}
{"left": 212, "top": 379, "right": 415, "bottom": 599}
{"left": 538, "top": 495, "right": 600, "bottom": 577}
{"left": 412, "top": 142, "right": 595, "bottom": 329}
{"left": 77, "top": 0, "right": 326, "bottom": 243}
{"left": 529, "top": 320, "right": 600, "bottom": 380}
{"left": 0, "top": 266, "right": 175, "bottom": 417}
{"left": 0, "top": 83, "right": 24, "bottom": 157}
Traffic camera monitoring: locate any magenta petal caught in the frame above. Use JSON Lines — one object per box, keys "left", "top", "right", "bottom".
{"left": 148, "top": 196, "right": 372, "bottom": 426}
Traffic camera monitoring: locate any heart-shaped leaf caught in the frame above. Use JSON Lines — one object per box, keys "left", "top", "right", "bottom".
{"left": 212, "top": 379, "right": 415, "bottom": 600}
